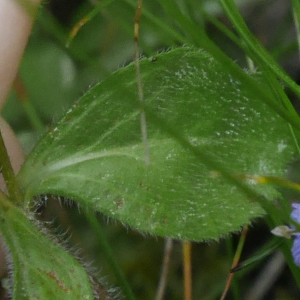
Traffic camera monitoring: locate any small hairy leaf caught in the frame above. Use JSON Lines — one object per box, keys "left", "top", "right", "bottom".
{"left": 18, "top": 47, "right": 296, "bottom": 241}
{"left": 0, "top": 197, "right": 95, "bottom": 299}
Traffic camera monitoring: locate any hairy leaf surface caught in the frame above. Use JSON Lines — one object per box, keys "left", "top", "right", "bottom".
{"left": 0, "top": 197, "right": 95, "bottom": 299}
{"left": 18, "top": 48, "right": 296, "bottom": 240}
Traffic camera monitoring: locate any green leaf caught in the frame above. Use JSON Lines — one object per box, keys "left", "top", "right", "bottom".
{"left": 0, "top": 197, "right": 95, "bottom": 299}
{"left": 18, "top": 47, "right": 296, "bottom": 241}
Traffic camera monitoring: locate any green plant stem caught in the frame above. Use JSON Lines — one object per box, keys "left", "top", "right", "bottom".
{"left": 231, "top": 239, "right": 283, "bottom": 273}
{"left": 85, "top": 210, "right": 136, "bottom": 300}
{"left": 0, "top": 128, "right": 22, "bottom": 205}
{"left": 225, "top": 238, "right": 240, "bottom": 300}
{"left": 37, "top": 9, "right": 98, "bottom": 67}
{"left": 134, "top": 0, "right": 150, "bottom": 166}
{"left": 66, "top": 0, "right": 117, "bottom": 47}
{"left": 125, "top": 0, "right": 188, "bottom": 44}
{"left": 220, "top": 226, "right": 247, "bottom": 300}
{"left": 219, "top": 0, "right": 300, "bottom": 101}
{"left": 292, "top": 0, "right": 300, "bottom": 60}
{"left": 204, "top": 12, "right": 242, "bottom": 49}
{"left": 0, "top": 189, "right": 12, "bottom": 212}
{"left": 22, "top": 101, "right": 44, "bottom": 136}
{"left": 258, "top": 66, "right": 300, "bottom": 156}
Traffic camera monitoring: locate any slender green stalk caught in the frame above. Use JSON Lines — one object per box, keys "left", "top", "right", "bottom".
{"left": 159, "top": 0, "right": 206, "bottom": 45}
{"left": 134, "top": 0, "right": 150, "bottom": 166}
{"left": 289, "top": 124, "right": 300, "bottom": 157}
{"left": 0, "top": 189, "right": 12, "bottom": 211}
{"left": 272, "top": 41, "right": 298, "bottom": 61}
{"left": 85, "top": 210, "right": 136, "bottom": 300}
{"left": 292, "top": 0, "right": 300, "bottom": 59}
{"left": 22, "top": 101, "right": 44, "bottom": 136}
{"left": 203, "top": 12, "right": 242, "bottom": 49}
{"left": 219, "top": 0, "right": 300, "bottom": 101}
{"left": 220, "top": 226, "right": 247, "bottom": 300}
{"left": 0, "top": 128, "right": 22, "bottom": 204}
{"left": 225, "top": 238, "right": 240, "bottom": 300}
{"left": 37, "top": 9, "right": 98, "bottom": 67}
{"left": 66, "top": 0, "right": 117, "bottom": 47}
{"left": 255, "top": 65, "right": 300, "bottom": 157}
{"left": 231, "top": 239, "right": 283, "bottom": 273}
{"left": 124, "top": 0, "right": 188, "bottom": 44}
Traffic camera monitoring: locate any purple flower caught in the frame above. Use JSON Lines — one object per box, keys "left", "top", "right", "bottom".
{"left": 271, "top": 203, "right": 300, "bottom": 266}
{"left": 291, "top": 203, "right": 300, "bottom": 224}
{"left": 291, "top": 203, "right": 300, "bottom": 266}
{"left": 292, "top": 236, "right": 300, "bottom": 266}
